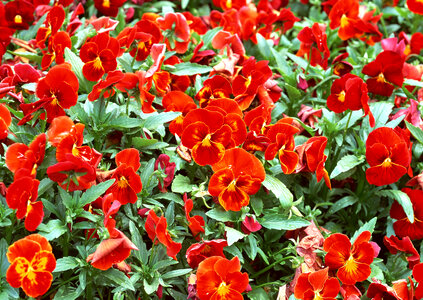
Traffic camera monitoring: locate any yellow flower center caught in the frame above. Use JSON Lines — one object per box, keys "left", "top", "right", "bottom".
{"left": 72, "top": 144, "right": 80, "bottom": 157}
{"left": 344, "top": 255, "right": 358, "bottom": 273}
{"left": 338, "top": 91, "right": 346, "bottom": 102}
{"left": 377, "top": 73, "right": 386, "bottom": 83}
{"left": 103, "top": 0, "right": 110, "bottom": 8}
{"left": 202, "top": 134, "right": 212, "bottom": 147}
{"left": 14, "top": 15, "right": 23, "bottom": 24}
{"left": 225, "top": 0, "right": 232, "bottom": 8}
{"left": 93, "top": 57, "right": 103, "bottom": 70}
{"left": 217, "top": 281, "right": 230, "bottom": 297}
{"left": 340, "top": 14, "right": 349, "bottom": 28}
{"left": 382, "top": 157, "right": 392, "bottom": 167}
{"left": 118, "top": 176, "right": 129, "bottom": 188}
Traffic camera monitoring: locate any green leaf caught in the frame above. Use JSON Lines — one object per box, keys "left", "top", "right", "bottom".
{"left": 201, "top": 27, "right": 222, "bottom": 50}
{"left": 206, "top": 208, "right": 239, "bottom": 222}
{"left": 38, "top": 219, "right": 68, "bottom": 240}
{"left": 285, "top": 52, "right": 309, "bottom": 69}
{"left": 54, "top": 257, "right": 79, "bottom": 272}
{"left": 262, "top": 175, "right": 293, "bottom": 209}
{"left": 247, "top": 235, "right": 258, "bottom": 260}
{"left": 377, "top": 190, "right": 413, "bottom": 223}
{"left": 144, "top": 111, "right": 181, "bottom": 131}
{"left": 132, "top": 137, "right": 168, "bottom": 150}
{"left": 161, "top": 268, "right": 192, "bottom": 279}
{"left": 38, "top": 178, "right": 54, "bottom": 197}
{"left": 0, "top": 238, "right": 9, "bottom": 276}
{"left": 171, "top": 174, "right": 194, "bottom": 193}
{"left": 64, "top": 48, "right": 92, "bottom": 93}
{"left": 271, "top": 48, "right": 293, "bottom": 79}
{"left": 248, "top": 288, "right": 271, "bottom": 300}
{"left": 181, "top": 0, "right": 189, "bottom": 9}
{"left": 328, "top": 196, "right": 358, "bottom": 215}
{"left": 406, "top": 121, "right": 423, "bottom": 144}
{"left": 8, "top": 51, "right": 42, "bottom": 64}
{"left": 78, "top": 180, "right": 115, "bottom": 208}
{"left": 256, "top": 34, "right": 272, "bottom": 60}
{"left": 370, "top": 101, "right": 394, "bottom": 128}
{"left": 109, "top": 117, "right": 144, "bottom": 129}
{"left": 225, "top": 227, "right": 246, "bottom": 246}
{"left": 284, "top": 83, "right": 302, "bottom": 101}
{"left": 129, "top": 221, "right": 148, "bottom": 264}
{"left": 143, "top": 277, "right": 159, "bottom": 295}
{"left": 103, "top": 269, "right": 135, "bottom": 291}
{"left": 260, "top": 214, "right": 310, "bottom": 230}
{"left": 330, "top": 155, "right": 364, "bottom": 179}
{"left": 168, "top": 63, "right": 213, "bottom": 76}
{"left": 351, "top": 217, "right": 377, "bottom": 243}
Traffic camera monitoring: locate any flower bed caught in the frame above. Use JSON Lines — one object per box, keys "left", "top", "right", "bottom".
{"left": 1, "top": 0, "right": 423, "bottom": 299}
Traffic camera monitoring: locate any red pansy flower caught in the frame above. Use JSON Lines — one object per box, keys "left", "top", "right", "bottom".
{"left": 241, "top": 215, "right": 262, "bottom": 235}
{"left": 296, "top": 136, "right": 331, "bottom": 189}
{"left": 107, "top": 148, "right": 142, "bottom": 205}
{"left": 93, "top": 0, "right": 126, "bottom": 17}
{"left": 47, "top": 154, "right": 97, "bottom": 191}
{"left": 181, "top": 108, "right": 232, "bottom": 166}
{"left": 41, "top": 31, "right": 72, "bottom": 70}
{"left": 362, "top": 50, "right": 405, "bottom": 97}
{"left": 294, "top": 267, "right": 340, "bottom": 300}
{"left": 36, "top": 5, "right": 66, "bottom": 49}
{"left": 323, "top": 231, "right": 376, "bottom": 285}
{"left": 88, "top": 70, "right": 125, "bottom": 101}
{"left": 365, "top": 127, "right": 411, "bottom": 186}
{"left": 156, "top": 12, "right": 191, "bottom": 54}
{"left": 6, "top": 234, "right": 56, "bottom": 298}
{"left": 327, "top": 73, "right": 375, "bottom": 127}
{"left": 297, "top": 23, "right": 330, "bottom": 69}
{"left": 162, "top": 91, "right": 197, "bottom": 136}
{"left": 0, "top": 104, "right": 12, "bottom": 139}
{"left": 328, "top": 0, "right": 361, "bottom": 41}
{"left": 390, "top": 188, "right": 423, "bottom": 240}
{"left": 5, "top": 0, "right": 34, "bottom": 30}
{"left": 154, "top": 154, "right": 176, "bottom": 192}
{"left": 264, "top": 119, "right": 300, "bottom": 174}
{"left": 183, "top": 193, "right": 205, "bottom": 240}
{"left": 87, "top": 229, "right": 138, "bottom": 270}
{"left": 5, "top": 133, "right": 46, "bottom": 179}
{"left": 19, "top": 64, "right": 79, "bottom": 124}
{"left": 6, "top": 177, "right": 43, "bottom": 231}
{"left": 367, "top": 279, "right": 413, "bottom": 300}
{"left": 384, "top": 235, "right": 420, "bottom": 269}
{"left": 414, "top": 263, "right": 423, "bottom": 299}
{"left": 407, "top": 0, "right": 423, "bottom": 14}
{"left": 209, "top": 148, "right": 265, "bottom": 211}
{"left": 80, "top": 32, "right": 119, "bottom": 82}
{"left": 186, "top": 240, "right": 228, "bottom": 269}
{"left": 145, "top": 210, "right": 182, "bottom": 260}
{"left": 196, "top": 256, "right": 249, "bottom": 300}
{"left": 195, "top": 75, "right": 232, "bottom": 108}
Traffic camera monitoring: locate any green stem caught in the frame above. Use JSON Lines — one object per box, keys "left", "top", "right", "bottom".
{"left": 250, "top": 256, "right": 296, "bottom": 279}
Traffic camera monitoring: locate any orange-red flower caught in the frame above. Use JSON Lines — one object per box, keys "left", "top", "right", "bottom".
{"left": 365, "top": 127, "right": 411, "bottom": 186}
{"left": 362, "top": 51, "right": 405, "bottom": 97}
{"left": 5, "top": 133, "right": 46, "bottom": 179}
{"left": 390, "top": 188, "right": 423, "bottom": 240}
{"left": 181, "top": 108, "right": 232, "bottom": 166}
{"left": 0, "top": 103, "right": 11, "bottom": 139}
{"left": 209, "top": 148, "right": 265, "bottom": 211}
{"left": 384, "top": 235, "right": 420, "bottom": 269}
{"left": 196, "top": 256, "right": 249, "bottom": 300}
{"left": 328, "top": 0, "right": 361, "bottom": 40}
{"left": 367, "top": 279, "right": 413, "bottom": 300}
{"left": 264, "top": 119, "right": 300, "bottom": 174}
{"left": 80, "top": 32, "right": 119, "bottom": 82}
{"left": 6, "top": 177, "right": 43, "bottom": 231}
{"left": 294, "top": 268, "right": 340, "bottom": 300}
{"left": 93, "top": 0, "right": 126, "bottom": 17}
{"left": 327, "top": 73, "right": 375, "bottom": 127}
{"left": 186, "top": 240, "right": 228, "bottom": 269}
{"left": 162, "top": 90, "right": 197, "bottom": 136}
{"left": 145, "top": 210, "right": 182, "bottom": 260}
{"left": 6, "top": 234, "right": 56, "bottom": 298}
{"left": 19, "top": 64, "right": 79, "bottom": 124}
{"left": 324, "top": 231, "right": 376, "bottom": 285}
{"left": 184, "top": 193, "right": 205, "bottom": 240}
{"left": 296, "top": 136, "right": 331, "bottom": 189}
{"left": 407, "top": 0, "right": 423, "bottom": 14}
{"left": 4, "top": 0, "right": 34, "bottom": 30}
{"left": 107, "top": 148, "right": 142, "bottom": 205}
{"left": 41, "top": 31, "right": 72, "bottom": 70}
{"left": 297, "top": 23, "right": 330, "bottom": 69}
{"left": 414, "top": 263, "right": 423, "bottom": 299}
{"left": 156, "top": 12, "right": 191, "bottom": 54}
{"left": 35, "top": 5, "right": 66, "bottom": 49}
{"left": 87, "top": 229, "right": 138, "bottom": 270}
